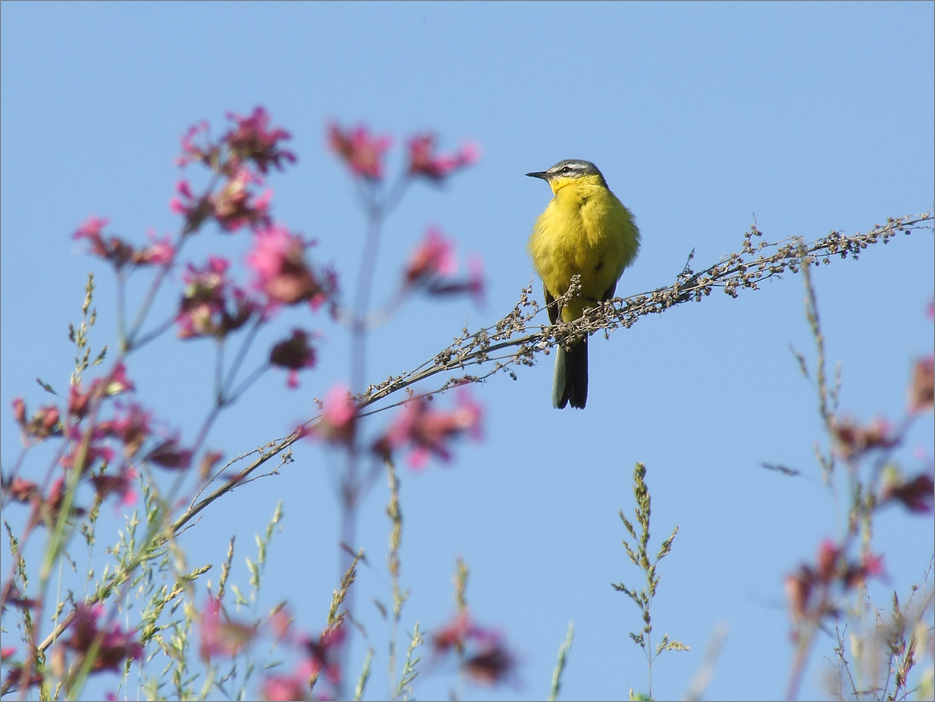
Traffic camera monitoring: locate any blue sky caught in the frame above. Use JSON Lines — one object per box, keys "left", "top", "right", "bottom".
{"left": 2, "top": 2, "right": 933, "bottom": 700}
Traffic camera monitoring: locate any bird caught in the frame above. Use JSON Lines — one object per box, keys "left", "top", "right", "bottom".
{"left": 526, "top": 159, "right": 640, "bottom": 409}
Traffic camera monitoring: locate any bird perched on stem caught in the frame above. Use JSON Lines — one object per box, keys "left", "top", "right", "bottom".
{"left": 527, "top": 159, "right": 640, "bottom": 409}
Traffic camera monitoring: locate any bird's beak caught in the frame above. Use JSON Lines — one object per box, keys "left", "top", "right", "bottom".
{"left": 526, "top": 170, "right": 549, "bottom": 180}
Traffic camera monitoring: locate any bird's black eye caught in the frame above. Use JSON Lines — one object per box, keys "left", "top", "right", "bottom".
{"left": 561, "top": 166, "right": 571, "bottom": 173}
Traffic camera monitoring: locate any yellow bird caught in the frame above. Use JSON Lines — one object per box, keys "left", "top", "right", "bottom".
{"left": 527, "top": 159, "right": 640, "bottom": 409}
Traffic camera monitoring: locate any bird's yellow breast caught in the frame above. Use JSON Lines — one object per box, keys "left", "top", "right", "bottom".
{"left": 527, "top": 178, "right": 640, "bottom": 320}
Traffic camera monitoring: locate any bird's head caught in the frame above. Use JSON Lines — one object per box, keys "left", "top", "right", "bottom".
{"left": 526, "top": 159, "right": 608, "bottom": 194}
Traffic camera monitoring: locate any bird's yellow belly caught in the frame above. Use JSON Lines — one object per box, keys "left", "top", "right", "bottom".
{"left": 529, "top": 195, "right": 635, "bottom": 319}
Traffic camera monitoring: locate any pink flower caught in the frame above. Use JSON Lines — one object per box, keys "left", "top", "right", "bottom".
{"left": 224, "top": 107, "right": 296, "bottom": 174}
{"left": 880, "top": 471, "right": 935, "bottom": 513}
{"left": 431, "top": 611, "right": 517, "bottom": 687}
{"left": 72, "top": 216, "right": 110, "bottom": 249}
{"left": 303, "top": 625, "right": 345, "bottom": 684}
{"left": 212, "top": 167, "right": 272, "bottom": 232}
{"left": 170, "top": 178, "right": 213, "bottom": 233}
{"left": 784, "top": 539, "right": 885, "bottom": 634}
{"left": 102, "top": 402, "right": 152, "bottom": 459}
{"left": 403, "top": 228, "right": 485, "bottom": 305}
{"left": 269, "top": 329, "right": 317, "bottom": 389}
{"left": 145, "top": 436, "right": 193, "bottom": 470}
{"left": 199, "top": 597, "right": 257, "bottom": 660}
{"left": 467, "top": 255, "right": 486, "bottom": 305}
{"left": 61, "top": 426, "right": 116, "bottom": 472}
{"left": 73, "top": 216, "right": 150, "bottom": 270}
{"left": 261, "top": 663, "right": 313, "bottom": 702}
{"left": 327, "top": 123, "right": 392, "bottom": 180}
{"left": 16, "top": 402, "right": 62, "bottom": 441}
{"left": 175, "top": 120, "right": 213, "bottom": 168}
{"left": 247, "top": 225, "right": 334, "bottom": 309}
{"left": 405, "top": 226, "right": 457, "bottom": 285}
{"left": 307, "top": 383, "right": 357, "bottom": 446}
{"left": 104, "top": 362, "right": 135, "bottom": 396}
{"left": 829, "top": 416, "right": 899, "bottom": 459}
{"left": 374, "top": 388, "right": 483, "bottom": 469}
{"left": 132, "top": 230, "right": 176, "bottom": 266}
{"left": 908, "top": 356, "right": 934, "bottom": 414}
{"left": 90, "top": 467, "right": 138, "bottom": 508}
{"left": 66, "top": 604, "right": 143, "bottom": 673}
{"left": 176, "top": 257, "right": 258, "bottom": 339}
{"left": 408, "top": 133, "right": 480, "bottom": 181}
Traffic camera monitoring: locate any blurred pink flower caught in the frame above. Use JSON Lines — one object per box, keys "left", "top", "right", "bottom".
{"left": 90, "top": 467, "right": 138, "bottom": 508}
{"left": 212, "top": 167, "right": 273, "bottom": 232}
{"left": 374, "top": 388, "right": 483, "bottom": 469}
{"left": 405, "top": 226, "right": 457, "bottom": 285}
{"left": 881, "top": 471, "right": 934, "bottom": 513}
{"left": 408, "top": 133, "right": 480, "bottom": 181}
{"left": 101, "top": 401, "right": 152, "bottom": 459}
{"left": 199, "top": 596, "right": 258, "bottom": 660}
{"left": 133, "top": 231, "right": 176, "bottom": 266}
{"left": 431, "top": 610, "right": 517, "bottom": 687}
{"left": 145, "top": 436, "right": 193, "bottom": 470}
{"left": 74, "top": 216, "right": 171, "bottom": 270}
{"left": 247, "top": 225, "right": 335, "bottom": 309}
{"left": 66, "top": 604, "right": 143, "bottom": 673}
{"left": 176, "top": 257, "right": 258, "bottom": 339}
{"left": 224, "top": 107, "right": 296, "bottom": 174}
{"left": 908, "top": 356, "right": 934, "bottom": 414}
{"left": 328, "top": 123, "right": 392, "bottom": 180}
{"left": 403, "top": 228, "right": 485, "bottom": 305}
{"left": 261, "top": 662, "right": 313, "bottom": 702}
{"left": 829, "top": 416, "right": 898, "bottom": 459}
{"left": 269, "top": 329, "right": 317, "bottom": 389}
{"left": 307, "top": 383, "right": 357, "bottom": 446}
{"left": 175, "top": 120, "right": 213, "bottom": 168}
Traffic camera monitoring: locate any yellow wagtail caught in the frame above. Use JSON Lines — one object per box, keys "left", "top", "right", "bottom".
{"left": 527, "top": 159, "right": 640, "bottom": 409}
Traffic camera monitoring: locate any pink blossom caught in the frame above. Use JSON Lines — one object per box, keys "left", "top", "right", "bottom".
{"left": 104, "top": 362, "right": 135, "bottom": 396}
{"left": 431, "top": 611, "right": 517, "bottom": 687}
{"left": 307, "top": 383, "right": 357, "bottom": 446}
{"left": 402, "top": 228, "right": 485, "bottom": 305}
{"left": 66, "top": 604, "right": 143, "bottom": 672}
{"left": 17, "top": 403, "right": 62, "bottom": 440}
{"left": 303, "top": 625, "right": 345, "bottom": 684}
{"left": 73, "top": 216, "right": 110, "bottom": 246}
{"left": 405, "top": 226, "right": 457, "bottom": 285}
{"left": 224, "top": 107, "right": 296, "bottom": 174}
{"left": 61, "top": 428, "right": 116, "bottom": 472}
{"left": 881, "top": 471, "right": 935, "bottom": 513}
{"left": 170, "top": 178, "right": 212, "bottom": 233}
{"left": 908, "top": 356, "right": 934, "bottom": 414}
{"left": 90, "top": 467, "right": 138, "bottom": 508}
{"left": 72, "top": 216, "right": 141, "bottom": 270}
{"left": 408, "top": 133, "right": 480, "bottom": 181}
{"left": 374, "top": 388, "right": 483, "bottom": 469}
{"left": 199, "top": 596, "right": 257, "bottom": 660}
{"left": 829, "top": 416, "right": 899, "bottom": 459}
{"left": 269, "top": 329, "right": 317, "bottom": 388}
{"left": 132, "top": 230, "right": 176, "bottom": 266}
{"left": 328, "top": 123, "right": 392, "bottom": 180}
{"left": 175, "top": 120, "right": 212, "bottom": 168}
{"left": 145, "top": 437, "right": 193, "bottom": 470}
{"left": 212, "top": 167, "right": 272, "bottom": 232}
{"left": 261, "top": 663, "right": 313, "bottom": 701}
{"left": 102, "top": 402, "right": 152, "bottom": 459}
{"left": 247, "top": 225, "right": 334, "bottom": 309}
{"left": 176, "top": 257, "right": 258, "bottom": 339}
